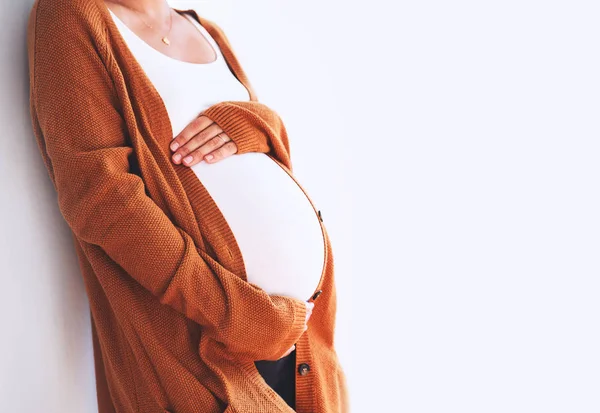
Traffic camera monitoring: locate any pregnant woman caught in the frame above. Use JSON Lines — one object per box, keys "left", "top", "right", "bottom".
{"left": 27, "top": 0, "right": 348, "bottom": 412}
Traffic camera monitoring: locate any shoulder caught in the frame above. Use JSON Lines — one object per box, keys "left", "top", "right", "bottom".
{"left": 175, "top": 8, "right": 229, "bottom": 41}
{"left": 28, "top": 0, "right": 108, "bottom": 45}
{"left": 27, "top": 0, "right": 110, "bottom": 65}
{"left": 27, "top": 0, "right": 114, "bottom": 94}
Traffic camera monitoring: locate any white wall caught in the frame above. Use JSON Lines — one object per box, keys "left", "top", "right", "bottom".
{"left": 1, "top": 0, "right": 353, "bottom": 412}
{"left": 351, "top": 1, "right": 600, "bottom": 413}
{"left": 1, "top": 1, "right": 99, "bottom": 412}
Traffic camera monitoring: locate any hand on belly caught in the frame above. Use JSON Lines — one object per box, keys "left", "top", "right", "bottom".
{"left": 169, "top": 112, "right": 237, "bottom": 166}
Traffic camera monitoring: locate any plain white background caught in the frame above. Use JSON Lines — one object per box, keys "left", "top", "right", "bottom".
{"left": 3, "top": 0, "right": 600, "bottom": 412}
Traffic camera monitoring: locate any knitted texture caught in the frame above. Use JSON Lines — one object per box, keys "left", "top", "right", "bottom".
{"left": 26, "top": 0, "right": 349, "bottom": 412}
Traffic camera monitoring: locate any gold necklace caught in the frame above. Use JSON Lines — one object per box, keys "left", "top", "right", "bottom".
{"left": 116, "top": 1, "right": 173, "bottom": 46}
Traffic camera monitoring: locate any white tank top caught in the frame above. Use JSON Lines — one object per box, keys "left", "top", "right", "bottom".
{"left": 108, "top": 9, "right": 325, "bottom": 301}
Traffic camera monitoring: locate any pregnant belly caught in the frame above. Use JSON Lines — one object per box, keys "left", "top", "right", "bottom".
{"left": 189, "top": 152, "right": 326, "bottom": 301}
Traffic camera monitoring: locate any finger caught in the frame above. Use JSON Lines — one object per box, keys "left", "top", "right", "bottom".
{"left": 306, "top": 311, "right": 314, "bottom": 323}
{"left": 183, "top": 133, "right": 233, "bottom": 167}
{"left": 170, "top": 115, "right": 213, "bottom": 152}
{"left": 196, "top": 132, "right": 232, "bottom": 161}
{"left": 204, "top": 141, "right": 238, "bottom": 163}
{"left": 280, "top": 344, "right": 295, "bottom": 359}
{"left": 172, "top": 122, "right": 221, "bottom": 165}
{"left": 172, "top": 123, "right": 222, "bottom": 165}
{"left": 181, "top": 133, "right": 233, "bottom": 167}
{"left": 305, "top": 302, "right": 314, "bottom": 323}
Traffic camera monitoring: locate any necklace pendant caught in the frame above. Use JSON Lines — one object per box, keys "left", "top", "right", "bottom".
{"left": 161, "top": 36, "right": 171, "bottom": 46}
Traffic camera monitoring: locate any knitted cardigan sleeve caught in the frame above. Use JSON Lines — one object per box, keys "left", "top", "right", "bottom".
{"left": 201, "top": 101, "right": 294, "bottom": 173}
{"left": 28, "top": 0, "right": 306, "bottom": 362}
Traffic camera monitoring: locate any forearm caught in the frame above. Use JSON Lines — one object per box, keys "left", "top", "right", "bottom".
{"left": 201, "top": 100, "right": 294, "bottom": 172}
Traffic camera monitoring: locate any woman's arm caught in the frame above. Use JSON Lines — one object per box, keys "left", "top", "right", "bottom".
{"left": 28, "top": 0, "right": 306, "bottom": 362}
{"left": 167, "top": 101, "right": 294, "bottom": 171}
{"left": 200, "top": 100, "right": 294, "bottom": 172}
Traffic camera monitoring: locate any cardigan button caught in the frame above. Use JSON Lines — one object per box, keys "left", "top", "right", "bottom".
{"left": 311, "top": 290, "right": 323, "bottom": 301}
{"left": 298, "top": 363, "right": 311, "bottom": 376}
{"left": 318, "top": 210, "right": 323, "bottom": 222}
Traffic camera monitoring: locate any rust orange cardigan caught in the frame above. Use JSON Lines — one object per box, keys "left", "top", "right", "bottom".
{"left": 26, "top": 0, "right": 349, "bottom": 412}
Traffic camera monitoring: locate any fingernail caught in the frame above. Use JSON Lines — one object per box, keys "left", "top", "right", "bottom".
{"left": 205, "top": 154, "right": 214, "bottom": 161}
{"left": 170, "top": 141, "right": 179, "bottom": 151}
{"left": 173, "top": 153, "right": 181, "bottom": 162}
{"left": 183, "top": 155, "right": 193, "bottom": 164}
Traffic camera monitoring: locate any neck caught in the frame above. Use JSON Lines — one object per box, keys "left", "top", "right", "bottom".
{"left": 111, "top": 0, "right": 171, "bottom": 18}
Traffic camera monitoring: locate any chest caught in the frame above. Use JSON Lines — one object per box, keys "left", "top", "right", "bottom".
{"left": 106, "top": 5, "right": 218, "bottom": 64}
{"left": 108, "top": 8, "right": 251, "bottom": 137}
